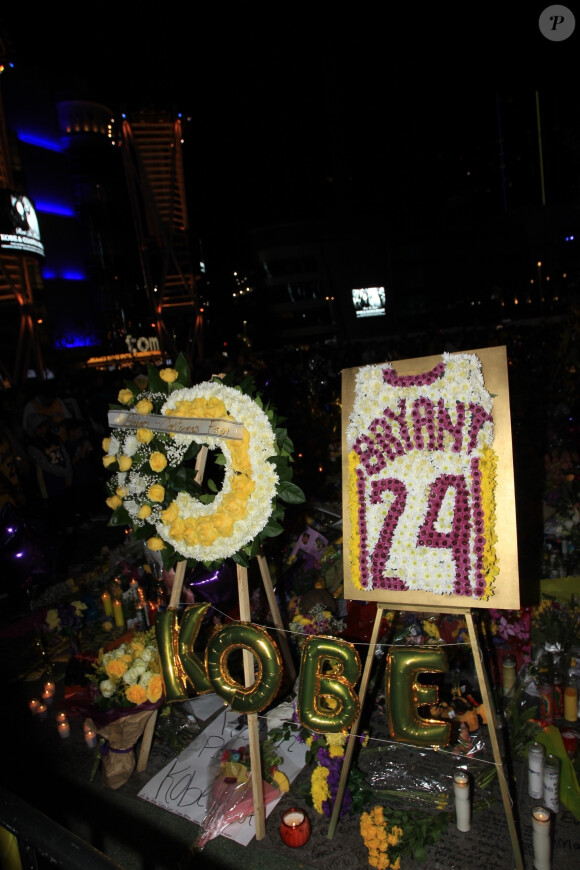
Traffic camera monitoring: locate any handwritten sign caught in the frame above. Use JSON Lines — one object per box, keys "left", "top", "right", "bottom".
{"left": 138, "top": 707, "right": 307, "bottom": 845}
{"left": 341, "top": 347, "right": 519, "bottom": 609}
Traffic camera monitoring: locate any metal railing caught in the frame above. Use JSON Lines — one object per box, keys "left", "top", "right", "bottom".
{"left": 0, "top": 785, "right": 122, "bottom": 870}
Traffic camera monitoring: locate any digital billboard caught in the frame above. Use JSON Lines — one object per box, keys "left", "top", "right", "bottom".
{"left": 0, "top": 192, "right": 45, "bottom": 258}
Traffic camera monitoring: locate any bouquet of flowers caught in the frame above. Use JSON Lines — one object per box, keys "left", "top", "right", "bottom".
{"left": 84, "top": 628, "right": 165, "bottom": 789}
{"left": 530, "top": 597, "right": 580, "bottom": 658}
{"left": 196, "top": 737, "right": 289, "bottom": 849}
{"left": 360, "top": 804, "right": 451, "bottom": 869}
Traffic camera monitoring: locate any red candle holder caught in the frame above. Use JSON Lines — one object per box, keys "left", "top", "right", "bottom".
{"left": 279, "top": 808, "right": 311, "bottom": 848}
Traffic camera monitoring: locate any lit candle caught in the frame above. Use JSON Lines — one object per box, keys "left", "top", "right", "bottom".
{"left": 29, "top": 698, "right": 40, "bottom": 715}
{"left": 453, "top": 770, "right": 471, "bottom": 832}
{"left": 57, "top": 718, "right": 70, "bottom": 739}
{"left": 55, "top": 711, "right": 67, "bottom": 723}
{"left": 37, "top": 703, "right": 48, "bottom": 720}
{"left": 43, "top": 680, "right": 55, "bottom": 697}
{"left": 112, "top": 598, "right": 125, "bottom": 628}
{"left": 85, "top": 728, "right": 97, "bottom": 749}
{"left": 279, "top": 808, "right": 311, "bottom": 847}
{"left": 42, "top": 688, "right": 54, "bottom": 705}
{"left": 101, "top": 591, "right": 113, "bottom": 616}
{"left": 532, "top": 806, "right": 551, "bottom": 870}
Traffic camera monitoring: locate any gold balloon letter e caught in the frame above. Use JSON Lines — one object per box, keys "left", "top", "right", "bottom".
{"left": 385, "top": 646, "right": 451, "bottom": 747}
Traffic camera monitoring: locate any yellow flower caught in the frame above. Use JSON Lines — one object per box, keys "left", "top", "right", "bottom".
{"left": 135, "top": 398, "right": 153, "bottom": 416}
{"left": 118, "top": 388, "right": 134, "bottom": 405}
{"left": 102, "top": 454, "right": 117, "bottom": 468}
{"left": 149, "top": 451, "right": 168, "bottom": 473}
{"left": 159, "top": 368, "right": 179, "bottom": 383}
{"left": 116, "top": 485, "right": 128, "bottom": 498}
{"left": 106, "top": 495, "right": 122, "bottom": 510}
{"left": 118, "top": 455, "right": 133, "bottom": 472}
{"left": 147, "top": 536, "right": 166, "bottom": 551}
{"left": 160, "top": 502, "right": 179, "bottom": 524}
{"left": 105, "top": 659, "right": 127, "bottom": 679}
{"left": 126, "top": 684, "right": 148, "bottom": 705}
{"left": 146, "top": 673, "right": 164, "bottom": 703}
{"left": 148, "top": 484, "right": 165, "bottom": 502}
{"left": 102, "top": 437, "right": 111, "bottom": 452}
{"left": 311, "top": 766, "right": 330, "bottom": 814}
{"left": 137, "top": 505, "right": 152, "bottom": 520}
{"left": 272, "top": 769, "right": 290, "bottom": 792}
{"left": 136, "top": 428, "right": 154, "bottom": 444}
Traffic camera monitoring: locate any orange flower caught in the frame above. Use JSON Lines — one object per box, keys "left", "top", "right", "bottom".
{"left": 126, "top": 684, "right": 148, "bottom": 705}
{"left": 146, "top": 674, "right": 164, "bottom": 703}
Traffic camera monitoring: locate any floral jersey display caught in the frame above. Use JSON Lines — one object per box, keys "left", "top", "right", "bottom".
{"left": 346, "top": 353, "right": 498, "bottom": 599}
{"left": 102, "top": 356, "right": 304, "bottom": 570}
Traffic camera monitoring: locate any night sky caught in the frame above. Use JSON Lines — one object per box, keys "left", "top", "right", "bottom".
{"left": 1, "top": 4, "right": 579, "bottom": 281}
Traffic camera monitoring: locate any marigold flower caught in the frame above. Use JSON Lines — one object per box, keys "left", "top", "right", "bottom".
{"left": 135, "top": 398, "right": 153, "bottom": 416}
{"left": 118, "top": 388, "right": 134, "bottom": 405}
{"left": 159, "top": 368, "right": 179, "bottom": 383}
{"left": 147, "top": 536, "right": 165, "bottom": 551}
{"left": 136, "top": 427, "right": 155, "bottom": 444}
{"left": 149, "top": 451, "right": 168, "bottom": 473}
{"left": 118, "top": 455, "right": 133, "bottom": 472}
{"left": 148, "top": 483, "right": 165, "bottom": 502}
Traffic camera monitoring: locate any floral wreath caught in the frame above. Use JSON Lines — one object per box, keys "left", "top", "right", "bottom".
{"left": 103, "top": 354, "right": 305, "bottom": 570}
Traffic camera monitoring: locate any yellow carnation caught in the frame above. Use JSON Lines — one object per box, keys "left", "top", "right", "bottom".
{"left": 125, "top": 684, "right": 148, "bottom": 705}
{"left": 148, "top": 484, "right": 165, "bottom": 502}
{"left": 106, "top": 495, "right": 122, "bottom": 510}
{"left": 149, "top": 451, "right": 168, "bottom": 472}
{"left": 159, "top": 368, "right": 179, "bottom": 383}
{"left": 118, "top": 455, "right": 133, "bottom": 472}
{"left": 146, "top": 673, "right": 164, "bottom": 703}
{"left": 137, "top": 505, "right": 152, "bottom": 520}
{"left": 135, "top": 398, "right": 153, "bottom": 416}
{"left": 147, "top": 536, "right": 166, "bottom": 551}
{"left": 136, "top": 428, "right": 154, "bottom": 444}
{"left": 118, "top": 388, "right": 134, "bottom": 405}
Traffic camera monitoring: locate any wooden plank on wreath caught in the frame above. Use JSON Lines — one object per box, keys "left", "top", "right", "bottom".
{"left": 257, "top": 548, "right": 297, "bottom": 685}
{"left": 236, "top": 564, "right": 266, "bottom": 840}
{"left": 327, "top": 603, "right": 386, "bottom": 840}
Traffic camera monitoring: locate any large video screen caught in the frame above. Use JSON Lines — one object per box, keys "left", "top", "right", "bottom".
{"left": 0, "top": 192, "right": 45, "bottom": 258}
{"left": 352, "top": 286, "right": 385, "bottom": 318}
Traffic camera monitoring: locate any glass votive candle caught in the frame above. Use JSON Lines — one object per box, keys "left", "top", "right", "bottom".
{"left": 56, "top": 711, "right": 67, "bottom": 723}
{"left": 29, "top": 698, "right": 41, "bottom": 715}
{"left": 57, "top": 718, "right": 70, "bottom": 739}
{"left": 36, "top": 703, "right": 48, "bottom": 720}
{"left": 279, "top": 808, "right": 311, "bottom": 848}
{"left": 532, "top": 806, "right": 551, "bottom": 870}
{"left": 43, "top": 680, "right": 55, "bottom": 697}
{"left": 85, "top": 728, "right": 97, "bottom": 749}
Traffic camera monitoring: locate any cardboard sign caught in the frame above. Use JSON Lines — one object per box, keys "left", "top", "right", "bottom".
{"left": 341, "top": 347, "right": 519, "bottom": 609}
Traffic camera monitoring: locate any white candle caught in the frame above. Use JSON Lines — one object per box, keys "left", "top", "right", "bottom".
{"left": 532, "top": 806, "right": 551, "bottom": 870}
{"left": 283, "top": 811, "right": 305, "bottom": 826}
{"left": 43, "top": 680, "right": 55, "bottom": 697}
{"left": 453, "top": 770, "right": 471, "bottom": 832}
{"left": 85, "top": 729, "right": 97, "bottom": 749}
{"left": 57, "top": 719, "right": 70, "bottom": 739}
{"left": 29, "top": 698, "right": 40, "bottom": 715}
{"left": 55, "top": 711, "right": 67, "bottom": 723}
{"left": 37, "top": 703, "right": 48, "bottom": 720}
{"left": 41, "top": 689, "right": 54, "bottom": 705}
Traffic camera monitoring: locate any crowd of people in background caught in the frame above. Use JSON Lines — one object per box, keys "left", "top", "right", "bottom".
{"left": 0, "top": 309, "right": 578, "bottom": 591}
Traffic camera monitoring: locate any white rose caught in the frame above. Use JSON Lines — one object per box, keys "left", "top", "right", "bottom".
{"left": 100, "top": 679, "right": 116, "bottom": 698}
{"left": 122, "top": 667, "right": 139, "bottom": 685}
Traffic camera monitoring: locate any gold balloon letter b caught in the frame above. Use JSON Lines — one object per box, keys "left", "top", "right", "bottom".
{"left": 385, "top": 646, "right": 451, "bottom": 747}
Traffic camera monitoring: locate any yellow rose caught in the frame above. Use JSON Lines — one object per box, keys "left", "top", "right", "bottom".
{"left": 159, "top": 368, "right": 179, "bottom": 383}
{"left": 196, "top": 518, "right": 218, "bottom": 545}
{"left": 148, "top": 483, "right": 165, "bottom": 502}
{"left": 205, "top": 397, "right": 227, "bottom": 418}
{"left": 118, "top": 388, "right": 134, "bottom": 405}
{"left": 169, "top": 517, "right": 186, "bottom": 539}
{"left": 149, "top": 451, "right": 168, "bottom": 473}
{"left": 160, "top": 502, "right": 179, "bottom": 525}
{"left": 212, "top": 511, "right": 235, "bottom": 536}
{"left": 135, "top": 398, "right": 153, "bottom": 416}
{"left": 116, "top": 485, "right": 128, "bottom": 498}
{"left": 106, "top": 495, "right": 122, "bottom": 510}
{"left": 136, "top": 427, "right": 154, "bottom": 444}
{"left": 137, "top": 505, "right": 152, "bottom": 520}
{"left": 231, "top": 473, "right": 255, "bottom": 497}
{"left": 102, "top": 437, "right": 111, "bottom": 452}
{"left": 146, "top": 673, "right": 164, "bottom": 703}
{"left": 147, "top": 536, "right": 166, "bottom": 551}
{"left": 105, "top": 659, "right": 127, "bottom": 679}
{"left": 118, "top": 455, "right": 133, "bottom": 472}
{"left": 125, "top": 684, "right": 148, "bottom": 705}
{"left": 103, "top": 454, "right": 117, "bottom": 468}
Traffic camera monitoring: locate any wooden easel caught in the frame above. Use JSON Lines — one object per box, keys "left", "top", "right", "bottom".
{"left": 159, "top": 445, "right": 296, "bottom": 840}
{"left": 327, "top": 603, "right": 524, "bottom": 870}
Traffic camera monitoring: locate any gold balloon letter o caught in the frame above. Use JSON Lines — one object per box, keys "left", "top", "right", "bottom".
{"left": 206, "top": 622, "right": 282, "bottom": 713}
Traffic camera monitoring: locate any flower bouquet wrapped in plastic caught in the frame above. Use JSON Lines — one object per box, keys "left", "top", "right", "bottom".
{"left": 196, "top": 738, "right": 289, "bottom": 849}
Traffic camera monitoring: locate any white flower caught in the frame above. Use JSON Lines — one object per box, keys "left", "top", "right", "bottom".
{"left": 100, "top": 679, "right": 116, "bottom": 698}
{"left": 122, "top": 667, "right": 139, "bottom": 685}
{"left": 123, "top": 434, "right": 139, "bottom": 457}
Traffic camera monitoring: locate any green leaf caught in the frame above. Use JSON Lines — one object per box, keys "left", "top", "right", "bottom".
{"left": 413, "top": 845, "right": 427, "bottom": 862}
{"left": 146, "top": 363, "right": 165, "bottom": 394}
{"left": 278, "top": 481, "right": 306, "bottom": 504}
{"left": 207, "top": 478, "right": 218, "bottom": 493}
{"left": 261, "top": 520, "right": 284, "bottom": 538}
{"left": 232, "top": 550, "right": 250, "bottom": 567}
{"left": 174, "top": 352, "right": 191, "bottom": 386}
{"left": 108, "top": 506, "right": 132, "bottom": 526}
